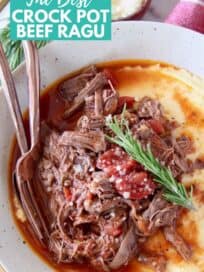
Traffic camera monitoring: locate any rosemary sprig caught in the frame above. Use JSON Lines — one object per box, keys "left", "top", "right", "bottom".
{"left": 105, "top": 109, "right": 195, "bottom": 210}
{"left": 0, "top": 26, "right": 48, "bottom": 70}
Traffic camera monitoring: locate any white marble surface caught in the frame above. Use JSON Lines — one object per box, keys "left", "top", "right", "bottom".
{"left": 0, "top": 0, "right": 180, "bottom": 28}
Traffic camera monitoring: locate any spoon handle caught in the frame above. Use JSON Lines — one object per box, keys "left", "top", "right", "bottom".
{"left": 22, "top": 41, "right": 40, "bottom": 149}
{"left": 0, "top": 42, "right": 28, "bottom": 154}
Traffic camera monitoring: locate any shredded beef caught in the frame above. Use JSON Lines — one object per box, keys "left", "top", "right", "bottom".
{"left": 164, "top": 225, "right": 192, "bottom": 260}
{"left": 104, "top": 94, "right": 118, "bottom": 116}
{"left": 143, "top": 192, "right": 179, "bottom": 232}
{"left": 109, "top": 227, "right": 138, "bottom": 269}
{"left": 138, "top": 254, "right": 167, "bottom": 272}
{"left": 58, "top": 131, "right": 106, "bottom": 152}
{"left": 64, "top": 72, "right": 109, "bottom": 118}
{"left": 85, "top": 95, "right": 95, "bottom": 116}
{"left": 137, "top": 97, "right": 163, "bottom": 119}
{"left": 173, "top": 135, "right": 194, "bottom": 156}
{"left": 59, "top": 65, "right": 98, "bottom": 101}
{"left": 133, "top": 120, "right": 191, "bottom": 177}
{"left": 95, "top": 89, "right": 104, "bottom": 116}
{"left": 77, "top": 115, "right": 104, "bottom": 132}
{"left": 34, "top": 80, "right": 197, "bottom": 272}
{"left": 142, "top": 193, "right": 192, "bottom": 261}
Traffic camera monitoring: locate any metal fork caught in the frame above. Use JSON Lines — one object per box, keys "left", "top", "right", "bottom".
{"left": 0, "top": 41, "right": 49, "bottom": 243}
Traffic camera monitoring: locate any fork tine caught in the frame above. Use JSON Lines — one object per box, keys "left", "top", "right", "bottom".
{"left": 18, "top": 41, "right": 49, "bottom": 242}
{"left": 15, "top": 161, "right": 49, "bottom": 242}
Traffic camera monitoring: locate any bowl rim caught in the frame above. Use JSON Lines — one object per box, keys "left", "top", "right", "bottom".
{"left": 9, "top": 21, "right": 204, "bottom": 79}
{"left": 1, "top": 20, "right": 204, "bottom": 272}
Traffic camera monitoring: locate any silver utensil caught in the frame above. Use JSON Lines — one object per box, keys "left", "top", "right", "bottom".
{"left": 0, "top": 41, "right": 49, "bottom": 243}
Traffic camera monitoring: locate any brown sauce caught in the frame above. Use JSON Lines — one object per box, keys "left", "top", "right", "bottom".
{"left": 174, "top": 91, "right": 204, "bottom": 128}
{"left": 110, "top": 68, "right": 164, "bottom": 91}
{"left": 8, "top": 60, "right": 198, "bottom": 272}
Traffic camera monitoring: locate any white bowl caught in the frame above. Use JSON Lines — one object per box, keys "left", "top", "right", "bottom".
{"left": 0, "top": 21, "right": 204, "bottom": 272}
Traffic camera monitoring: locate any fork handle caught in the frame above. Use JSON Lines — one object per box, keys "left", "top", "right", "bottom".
{"left": 0, "top": 42, "right": 28, "bottom": 154}
{"left": 22, "top": 41, "right": 40, "bottom": 148}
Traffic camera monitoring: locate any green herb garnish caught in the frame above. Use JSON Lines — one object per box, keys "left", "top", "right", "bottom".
{"left": 105, "top": 108, "right": 194, "bottom": 210}
{"left": 0, "top": 26, "right": 48, "bottom": 70}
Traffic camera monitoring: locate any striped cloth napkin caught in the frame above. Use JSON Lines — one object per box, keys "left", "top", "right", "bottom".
{"left": 166, "top": 0, "right": 204, "bottom": 33}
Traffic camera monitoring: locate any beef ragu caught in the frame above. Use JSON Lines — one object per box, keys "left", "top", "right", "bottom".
{"left": 9, "top": 62, "right": 199, "bottom": 272}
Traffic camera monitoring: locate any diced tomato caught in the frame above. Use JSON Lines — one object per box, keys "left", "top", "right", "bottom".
{"left": 115, "top": 172, "right": 156, "bottom": 200}
{"left": 106, "top": 160, "right": 140, "bottom": 177}
{"left": 118, "top": 96, "right": 135, "bottom": 110}
{"left": 63, "top": 187, "right": 72, "bottom": 201}
{"left": 148, "top": 119, "right": 165, "bottom": 135}
{"left": 97, "top": 148, "right": 156, "bottom": 200}
{"left": 104, "top": 225, "right": 123, "bottom": 237}
{"left": 97, "top": 148, "right": 141, "bottom": 176}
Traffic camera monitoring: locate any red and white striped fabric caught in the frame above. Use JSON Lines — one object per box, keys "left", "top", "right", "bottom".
{"left": 166, "top": 0, "right": 204, "bottom": 33}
